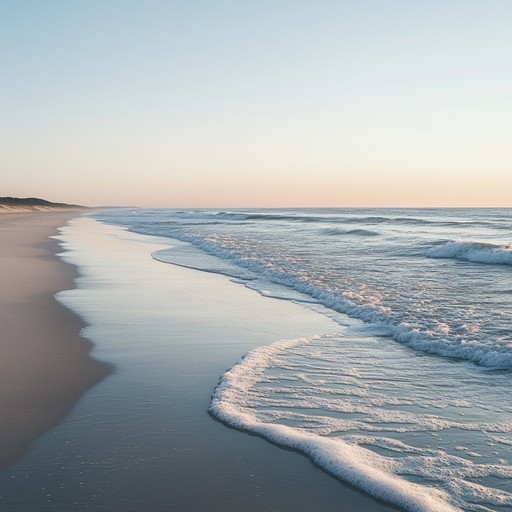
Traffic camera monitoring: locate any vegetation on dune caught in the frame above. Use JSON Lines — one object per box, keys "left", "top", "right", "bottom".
{"left": 0, "top": 197, "right": 83, "bottom": 208}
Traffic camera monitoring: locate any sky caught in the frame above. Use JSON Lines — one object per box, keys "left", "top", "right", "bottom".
{"left": 1, "top": 0, "right": 511, "bottom": 208}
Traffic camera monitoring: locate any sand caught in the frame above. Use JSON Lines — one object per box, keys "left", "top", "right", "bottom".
{"left": 0, "top": 215, "right": 399, "bottom": 511}
{"left": 0, "top": 211, "right": 111, "bottom": 469}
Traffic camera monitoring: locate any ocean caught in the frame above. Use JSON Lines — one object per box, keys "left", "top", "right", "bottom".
{"left": 90, "top": 207, "right": 512, "bottom": 512}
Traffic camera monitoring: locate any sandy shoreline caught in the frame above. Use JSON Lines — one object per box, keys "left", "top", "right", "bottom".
{"left": 0, "top": 215, "right": 399, "bottom": 511}
{"left": 0, "top": 211, "right": 111, "bottom": 469}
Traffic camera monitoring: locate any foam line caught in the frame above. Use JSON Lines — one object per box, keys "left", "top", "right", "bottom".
{"left": 209, "top": 336, "right": 458, "bottom": 512}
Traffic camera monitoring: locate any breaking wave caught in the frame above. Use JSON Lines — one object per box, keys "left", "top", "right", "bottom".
{"left": 427, "top": 241, "right": 512, "bottom": 265}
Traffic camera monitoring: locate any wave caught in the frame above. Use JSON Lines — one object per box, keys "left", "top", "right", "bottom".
{"left": 427, "top": 241, "right": 512, "bottom": 265}
{"left": 216, "top": 212, "right": 437, "bottom": 226}
{"left": 213, "top": 212, "right": 333, "bottom": 223}
{"left": 136, "top": 224, "right": 512, "bottom": 368}
{"left": 209, "top": 212, "right": 494, "bottom": 229}
{"left": 94, "top": 208, "right": 507, "bottom": 233}
{"left": 209, "top": 335, "right": 458, "bottom": 512}
{"left": 150, "top": 234, "right": 512, "bottom": 369}
{"left": 321, "top": 227, "right": 379, "bottom": 237}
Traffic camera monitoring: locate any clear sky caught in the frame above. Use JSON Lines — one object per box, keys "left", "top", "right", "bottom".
{"left": 1, "top": 0, "right": 511, "bottom": 207}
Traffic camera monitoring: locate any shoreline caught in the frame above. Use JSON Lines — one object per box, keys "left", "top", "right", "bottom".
{"left": 0, "top": 215, "right": 399, "bottom": 511}
{"left": 0, "top": 211, "right": 111, "bottom": 470}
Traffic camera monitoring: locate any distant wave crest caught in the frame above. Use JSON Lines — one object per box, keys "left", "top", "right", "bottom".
{"left": 427, "top": 241, "right": 512, "bottom": 265}
{"left": 321, "top": 227, "right": 379, "bottom": 237}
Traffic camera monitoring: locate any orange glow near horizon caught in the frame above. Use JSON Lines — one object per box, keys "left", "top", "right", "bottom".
{"left": 2, "top": 2, "right": 511, "bottom": 209}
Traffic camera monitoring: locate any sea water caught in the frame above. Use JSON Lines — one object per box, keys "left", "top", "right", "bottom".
{"left": 93, "top": 208, "right": 512, "bottom": 512}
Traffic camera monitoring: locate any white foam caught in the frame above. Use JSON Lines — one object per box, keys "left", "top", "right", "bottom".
{"left": 210, "top": 336, "right": 458, "bottom": 512}
{"left": 427, "top": 241, "right": 512, "bottom": 265}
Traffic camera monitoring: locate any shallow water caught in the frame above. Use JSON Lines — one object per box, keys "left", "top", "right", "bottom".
{"left": 92, "top": 207, "right": 512, "bottom": 511}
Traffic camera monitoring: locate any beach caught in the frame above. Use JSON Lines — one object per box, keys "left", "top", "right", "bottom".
{"left": 0, "top": 214, "right": 399, "bottom": 511}
{"left": 0, "top": 211, "right": 111, "bottom": 469}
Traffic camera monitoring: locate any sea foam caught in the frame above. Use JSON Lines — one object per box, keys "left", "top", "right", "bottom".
{"left": 427, "top": 241, "right": 512, "bottom": 265}
{"left": 210, "top": 336, "right": 459, "bottom": 512}
{"left": 210, "top": 332, "right": 512, "bottom": 511}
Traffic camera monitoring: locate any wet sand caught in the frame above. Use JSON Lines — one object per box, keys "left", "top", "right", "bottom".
{"left": 0, "top": 211, "right": 111, "bottom": 469}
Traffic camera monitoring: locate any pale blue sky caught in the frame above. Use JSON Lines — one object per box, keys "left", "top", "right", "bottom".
{"left": 1, "top": 0, "right": 511, "bottom": 207}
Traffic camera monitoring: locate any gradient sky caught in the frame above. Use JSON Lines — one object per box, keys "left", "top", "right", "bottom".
{"left": 1, "top": 0, "right": 511, "bottom": 207}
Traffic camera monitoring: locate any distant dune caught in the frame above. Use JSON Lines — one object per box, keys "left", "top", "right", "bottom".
{"left": 0, "top": 197, "right": 85, "bottom": 213}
